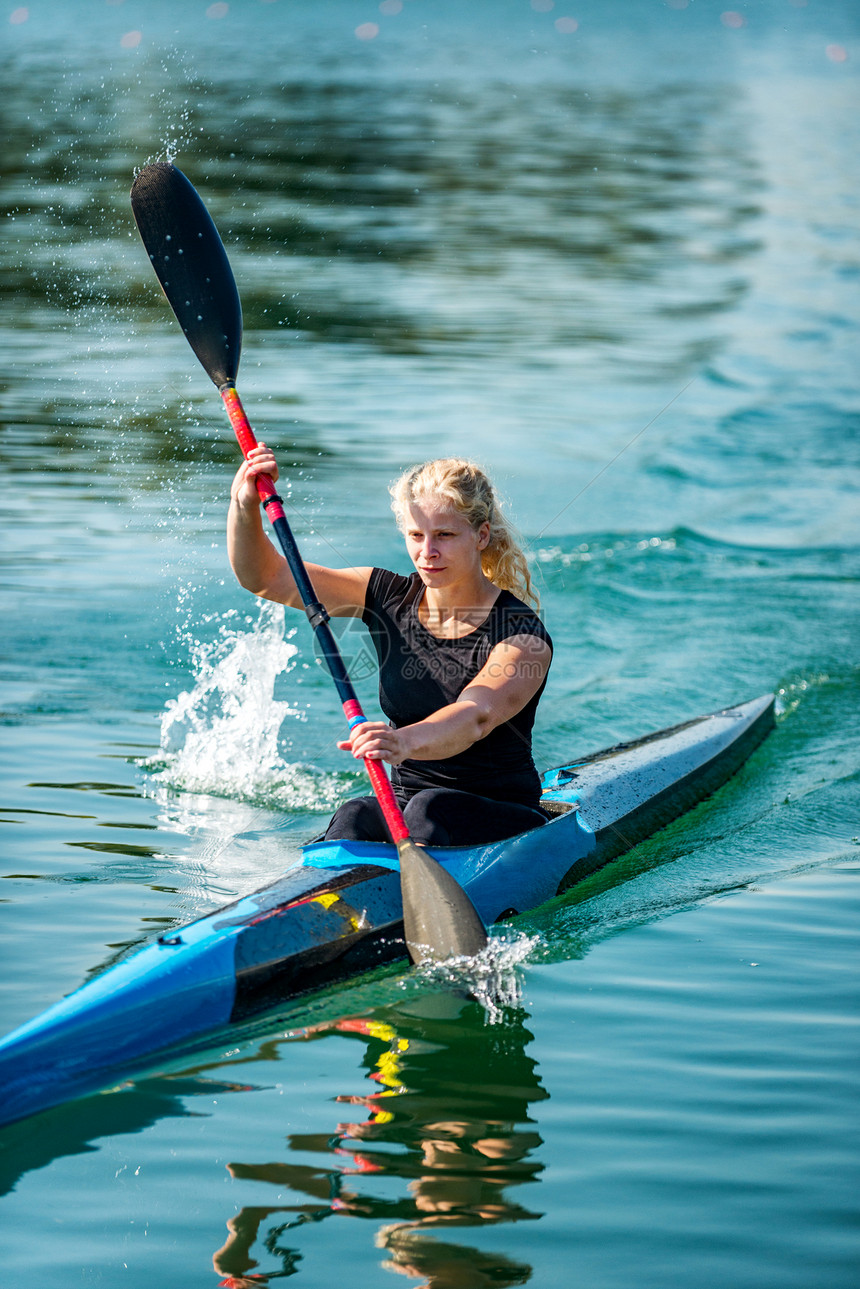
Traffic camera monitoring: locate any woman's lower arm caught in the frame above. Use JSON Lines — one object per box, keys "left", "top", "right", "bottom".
{"left": 398, "top": 701, "right": 490, "bottom": 761}
{"left": 227, "top": 443, "right": 301, "bottom": 604}
{"left": 342, "top": 705, "right": 487, "bottom": 766}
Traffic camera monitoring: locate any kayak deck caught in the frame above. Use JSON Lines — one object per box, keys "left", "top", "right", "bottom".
{"left": 0, "top": 694, "right": 774, "bottom": 1126}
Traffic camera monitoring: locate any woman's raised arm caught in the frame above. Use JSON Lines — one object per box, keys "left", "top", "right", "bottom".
{"left": 227, "top": 444, "right": 371, "bottom": 617}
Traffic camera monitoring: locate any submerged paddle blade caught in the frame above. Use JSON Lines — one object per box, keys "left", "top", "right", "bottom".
{"left": 131, "top": 162, "right": 242, "bottom": 388}
{"left": 397, "top": 838, "right": 488, "bottom": 964}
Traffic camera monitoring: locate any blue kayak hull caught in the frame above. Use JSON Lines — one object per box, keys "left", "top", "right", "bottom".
{"left": 0, "top": 694, "right": 774, "bottom": 1126}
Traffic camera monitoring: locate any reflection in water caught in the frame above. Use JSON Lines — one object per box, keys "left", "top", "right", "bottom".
{"left": 0, "top": 1075, "right": 252, "bottom": 1200}
{"left": 213, "top": 994, "right": 547, "bottom": 1287}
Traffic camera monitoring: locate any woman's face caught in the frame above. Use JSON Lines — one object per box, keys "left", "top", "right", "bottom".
{"left": 403, "top": 497, "right": 490, "bottom": 590}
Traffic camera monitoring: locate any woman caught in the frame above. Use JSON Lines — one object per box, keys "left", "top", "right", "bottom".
{"left": 228, "top": 447, "right": 552, "bottom": 848}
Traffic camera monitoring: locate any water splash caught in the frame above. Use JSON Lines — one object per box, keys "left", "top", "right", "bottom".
{"left": 418, "top": 930, "right": 541, "bottom": 1024}
{"left": 144, "top": 600, "right": 352, "bottom": 812}
{"left": 162, "top": 100, "right": 194, "bottom": 166}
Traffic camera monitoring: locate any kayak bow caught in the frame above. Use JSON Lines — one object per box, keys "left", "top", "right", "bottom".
{"left": 0, "top": 694, "right": 774, "bottom": 1127}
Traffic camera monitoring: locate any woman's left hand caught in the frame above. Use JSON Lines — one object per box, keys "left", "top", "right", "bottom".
{"left": 337, "top": 721, "right": 410, "bottom": 766}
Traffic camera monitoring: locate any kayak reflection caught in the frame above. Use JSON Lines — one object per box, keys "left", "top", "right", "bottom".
{"left": 213, "top": 993, "right": 547, "bottom": 1287}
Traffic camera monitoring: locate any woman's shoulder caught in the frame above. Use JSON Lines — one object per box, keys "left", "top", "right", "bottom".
{"left": 490, "top": 589, "right": 553, "bottom": 648}
{"left": 364, "top": 567, "right": 422, "bottom": 614}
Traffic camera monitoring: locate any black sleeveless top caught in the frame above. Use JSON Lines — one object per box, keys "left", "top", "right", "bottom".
{"left": 362, "top": 568, "right": 552, "bottom": 807}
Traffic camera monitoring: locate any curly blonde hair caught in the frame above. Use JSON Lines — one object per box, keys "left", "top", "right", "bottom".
{"left": 389, "top": 458, "right": 539, "bottom": 608}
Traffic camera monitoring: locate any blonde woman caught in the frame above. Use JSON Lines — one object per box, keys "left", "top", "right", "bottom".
{"left": 228, "top": 448, "right": 552, "bottom": 847}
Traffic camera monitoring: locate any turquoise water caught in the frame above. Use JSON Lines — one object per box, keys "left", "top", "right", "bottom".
{"left": 1, "top": 1, "right": 858, "bottom": 1284}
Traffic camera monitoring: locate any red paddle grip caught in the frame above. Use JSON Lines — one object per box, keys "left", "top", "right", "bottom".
{"left": 343, "top": 700, "right": 410, "bottom": 843}
{"left": 221, "top": 384, "right": 286, "bottom": 523}
{"left": 364, "top": 758, "right": 410, "bottom": 844}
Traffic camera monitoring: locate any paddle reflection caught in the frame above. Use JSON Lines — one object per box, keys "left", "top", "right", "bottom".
{"left": 213, "top": 994, "right": 547, "bottom": 1287}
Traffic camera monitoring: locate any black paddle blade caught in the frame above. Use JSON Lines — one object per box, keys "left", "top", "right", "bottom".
{"left": 130, "top": 162, "right": 242, "bottom": 388}
{"left": 397, "top": 839, "right": 488, "bottom": 964}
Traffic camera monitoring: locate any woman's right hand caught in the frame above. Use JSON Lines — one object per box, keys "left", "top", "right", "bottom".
{"left": 230, "top": 442, "right": 279, "bottom": 510}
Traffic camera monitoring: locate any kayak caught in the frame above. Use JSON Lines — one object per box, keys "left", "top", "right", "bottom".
{"left": 0, "top": 693, "right": 774, "bottom": 1127}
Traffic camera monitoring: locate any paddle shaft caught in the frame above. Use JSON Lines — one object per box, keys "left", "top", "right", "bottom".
{"left": 130, "top": 161, "right": 487, "bottom": 960}
{"left": 221, "top": 384, "right": 409, "bottom": 845}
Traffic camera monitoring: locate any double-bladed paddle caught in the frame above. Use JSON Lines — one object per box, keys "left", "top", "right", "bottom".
{"left": 130, "top": 161, "right": 487, "bottom": 965}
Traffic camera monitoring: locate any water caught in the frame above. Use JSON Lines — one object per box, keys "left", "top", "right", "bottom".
{"left": 1, "top": 0, "right": 858, "bottom": 1284}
